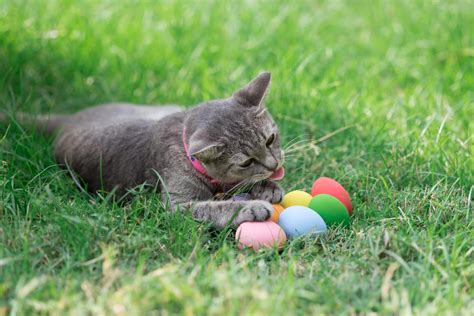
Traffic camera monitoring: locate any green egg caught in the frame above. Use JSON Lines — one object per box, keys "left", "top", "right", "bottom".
{"left": 308, "top": 194, "right": 350, "bottom": 228}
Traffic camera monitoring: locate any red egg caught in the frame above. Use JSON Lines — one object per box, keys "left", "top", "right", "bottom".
{"left": 311, "top": 177, "right": 352, "bottom": 215}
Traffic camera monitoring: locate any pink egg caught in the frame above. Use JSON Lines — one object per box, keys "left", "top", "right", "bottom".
{"left": 235, "top": 221, "right": 287, "bottom": 250}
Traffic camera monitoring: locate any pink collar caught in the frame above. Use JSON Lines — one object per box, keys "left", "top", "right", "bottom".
{"left": 182, "top": 127, "right": 222, "bottom": 186}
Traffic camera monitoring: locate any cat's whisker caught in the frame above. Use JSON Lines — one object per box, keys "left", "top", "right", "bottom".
{"left": 283, "top": 134, "right": 310, "bottom": 148}
{"left": 284, "top": 150, "right": 307, "bottom": 157}
{"left": 285, "top": 137, "right": 310, "bottom": 146}
{"left": 284, "top": 139, "right": 310, "bottom": 151}
{"left": 224, "top": 174, "right": 270, "bottom": 198}
{"left": 285, "top": 149, "right": 306, "bottom": 154}
{"left": 283, "top": 138, "right": 306, "bottom": 149}
{"left": 282, "top": 155, "right": 299, "bottom": 161}
{"left": 285, "top": 141, "right": 320, "bottom": 153}
{"left": 225, "top": 179, "right": 252, "bottom": 195}
{"left": 245, "top": 181, "right": 259, "bottom": 194}
{"left": 226, "top": 182, "right": 246, "bottom": 194}
{"left": 284, "top": 148, "right": 305, "bottom": 154}
{"left": 288, "top": 133, "right": 310, "bottom": 143}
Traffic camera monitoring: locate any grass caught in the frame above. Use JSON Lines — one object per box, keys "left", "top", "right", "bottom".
{"left": 0, "top": 0, "right": 473, "bottom": 314}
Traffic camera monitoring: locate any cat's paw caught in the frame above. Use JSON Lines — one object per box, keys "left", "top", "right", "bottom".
{"left": 232, "top": 201, "right": 273, "bottom": 227}
{"left": 250, "top": 181, "right": 284, "bottom": 204}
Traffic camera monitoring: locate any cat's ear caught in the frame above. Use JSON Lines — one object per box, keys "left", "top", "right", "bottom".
{"left": 232, "top": 72, "right": 271, "bottom": 107}
{"left": 188, "top": 130, "right": 223, "bottom": 162}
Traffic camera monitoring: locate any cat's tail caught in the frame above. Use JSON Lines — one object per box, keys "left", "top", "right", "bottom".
{"left": 0, "top": 111, "right": 70, "bottom": 136}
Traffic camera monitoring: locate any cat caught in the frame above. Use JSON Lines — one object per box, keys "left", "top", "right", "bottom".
{"left": 1, "top": 72, "right": 285, "bottom": 229}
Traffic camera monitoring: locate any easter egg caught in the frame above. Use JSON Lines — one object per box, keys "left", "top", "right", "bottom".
{"left": 235, "top": 221, "right": 287, "bottom": 250}
{"left": 232, "top": 193, "right": 252, "bottom": 201}
{"left": 271, "top": 204, "right": 285, "bottom": 223}
{"left": 281, "top": 190, "right": 313, "bottom": 208}
{"left": 278, "top": 206, "right": 327, "bottom": 238}
{"left": 311, "top": 177, "right": 352, "bottom": 215}
{"left": 308, "top": 194, "right": 350, "bottom": 227}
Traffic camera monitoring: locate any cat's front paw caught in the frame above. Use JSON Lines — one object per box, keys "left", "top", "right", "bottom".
{"left": 232, "top": 201, "right": 273, "bottom": 227}
{"left": 250, "top": 181, "right": 284, "bottom": 204}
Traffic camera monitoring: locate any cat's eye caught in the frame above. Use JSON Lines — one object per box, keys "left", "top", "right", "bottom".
{"left": 266, "top": 133, "right": 276, "bottom": 147}
{"left": 239, "top": 158, "right": 254, "bottom": 168}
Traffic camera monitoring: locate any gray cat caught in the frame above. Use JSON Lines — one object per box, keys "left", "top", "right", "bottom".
{"left": 2, "top": 72, "right": 285, "bottom": 229}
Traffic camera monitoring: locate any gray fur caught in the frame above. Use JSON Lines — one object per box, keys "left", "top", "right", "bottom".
{"left": 4, "top": 73, "right": 285, "bottom": 229}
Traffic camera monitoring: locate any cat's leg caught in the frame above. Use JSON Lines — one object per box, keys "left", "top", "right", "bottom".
{"left": 160, "top": 174, "right": 274, "bottom": 229}
{"left": 249, "top": 180, "right": 284, "bottom": 204}
{"left": 184, "top": 199, "right": 274, "bottom": 229}
{"left": 163, "top": 191, "right": 273, "bottom": 229}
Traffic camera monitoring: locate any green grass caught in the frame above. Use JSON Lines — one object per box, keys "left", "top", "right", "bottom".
{"left": 1, "top": 0, "right": 473, "bottom": 314}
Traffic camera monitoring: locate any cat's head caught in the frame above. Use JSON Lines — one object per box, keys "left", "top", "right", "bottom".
{"left": 186, "top": 72, "right": 284, "bottom": 184}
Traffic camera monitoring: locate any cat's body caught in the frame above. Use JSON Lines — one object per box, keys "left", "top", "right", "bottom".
{"left": 53, "top": 103, "right": 184, "bottom": 195}
{"left": 4, "top": 73, "right": 285, "bottom": 229}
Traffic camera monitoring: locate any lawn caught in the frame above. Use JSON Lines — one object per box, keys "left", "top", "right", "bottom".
{"left": 0, "top": 0, "right": 473, "bottom": 314}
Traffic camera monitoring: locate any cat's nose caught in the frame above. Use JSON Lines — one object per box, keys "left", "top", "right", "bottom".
{"left": 262, "top": 157, "right": 278, "bottom": 171}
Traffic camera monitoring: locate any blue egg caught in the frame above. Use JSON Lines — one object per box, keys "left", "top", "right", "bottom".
{"left": 278, "top": 206, "right": 327, "bottom": 238}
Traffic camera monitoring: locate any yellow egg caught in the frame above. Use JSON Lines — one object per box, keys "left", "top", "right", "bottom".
{"left": 281, "top": 190, "right": 312, "bottom": 208}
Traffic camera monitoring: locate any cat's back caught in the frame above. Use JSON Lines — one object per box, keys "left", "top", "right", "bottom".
{"left": 69, "top": 103, "right": 184, "bottom": 127}
{"left": 53, "top": 104, "right": 187, "bottom": 193}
